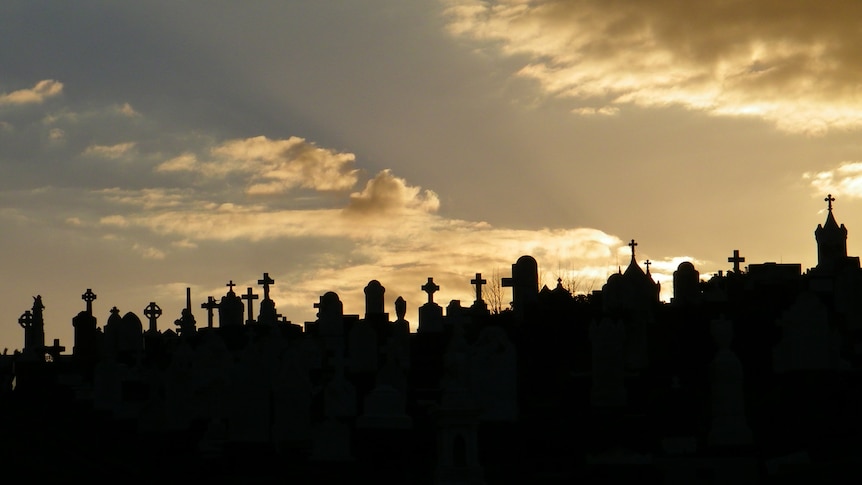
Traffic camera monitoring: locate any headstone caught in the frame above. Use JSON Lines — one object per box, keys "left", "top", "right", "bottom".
{"left": 73, "top": 289, "right": 99, "bottom": 362}
{"left": 348, "top": 320, "right": 378, "bottom": 374}
{"left": 357, "top": 384, "right": 412, "bottom": 429}
{"left": 708, "top": 317, "right": 753, "bottom": 447}
{"left": 227, "top": 343, "right": 272, "bottom": 442}
{"left": 435, "top": 323, "right": 483, "bottom": 484}
{"left": 271, "top": 348, "right": 313, "bottom": 444}
{"left": 201, "top": 296, "right": 219, "bottom": 329}
{"left": 502, "top": 255, "right": 539, "bottom": 320}
{"left": 365, "top": 280, "right": 385, "bottom": 317}
{"left": 218, "top": 280, "right": 244, "bottom": 327}
{"left": 317, "top": 291, "right": 345, "bottom": 355}
{"left": 419, "top": 277, "right": 444, "bottom": 333}
{"left": 590, "top": 317, "right": 627, "bottom": 408}
{"left": 163, "top": 339, "right": 194, "bottom": 430}
{"left": 18, "top": 295, "right": 46, "bottom": 355}
{"left": 672, "top": 261, "right": 701, "bottom": 305}
{"left": 257, "top": 272, "right": 279, "bottom": 325}
{"left": 391, "top": 297, "right": 411, "bottom": 369}
{"left": 471, "top": 326, "right": 518, "bottom": 421}
{"left": 241, "top": 287, "right": 259, "bottom": 325}
{"left": 773, "top": 291, "right": 845, "bottom": 372}
{"left": 470, "top": 272, "right": 489, "bottom": 314}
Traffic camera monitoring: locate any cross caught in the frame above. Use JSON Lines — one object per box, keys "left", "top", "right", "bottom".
{"left": 241, "top": 287, "right": 259, "bottom": 324}
{"left": 471, "top": 272, "right": 487, "bottom": 302}
{"left": 46, "top": 338, "right": 65, "bottom": 362}
{"left": 628, "top": 239, "right": 638, "bottom": 259}
{"left": 644, "top": 260, "right": 651, "bottom": 274}
{"left": 81, "top": 288, "right": 97, "bottom": 315}
{"left": 825, "top": 194, "right": 835, "bottom": 212}
{"left": 421, "top": 277, "right": 440, "bottom": 303}
{"left": 225, "top": 280, "right": 236, "bottom": 294}
{"left": 201, "top": 296, "right": 219, "bottom": 328}
{"left": 18, "top": 310, "right": 34, "bottom": 329}
{"left": 143, "top": 302, "right": 162, "bottom": 333}
{"left": 258, "top": 272, "right": 275, "bottom": 300}
{"left": 728, "top": 249, "right": 746, "bottom": 273}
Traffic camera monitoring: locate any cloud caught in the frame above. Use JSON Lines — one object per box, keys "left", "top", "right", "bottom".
{"left": 804, "top": 162, "right": 862, "bottom": 199}
{"left": 444, "top": 0, "right": 862, "bottom": 134}
{"left": 344, "top": 169, "right": 440, "bottom": 216}
{"left": 83, "top": 142, "right": 137, "bottom": 159}
{"left": 157, "top": 135, "right": 359, "bottom": 194}
{"left": 0, "top": 80, "right": 63, "bottom": 106}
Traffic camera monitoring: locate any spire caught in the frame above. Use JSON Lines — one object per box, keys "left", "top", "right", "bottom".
{"left": 815, "top": 194, "right": 848, "bottom": 272}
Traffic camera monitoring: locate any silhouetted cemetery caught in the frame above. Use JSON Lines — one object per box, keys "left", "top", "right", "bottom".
{"left": 4, "top": 195, "right": 862, "bottom": 483}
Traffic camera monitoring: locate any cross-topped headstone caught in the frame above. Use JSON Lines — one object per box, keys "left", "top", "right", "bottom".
{"left": 242, "top": 287, "right": 259, "bottom": 325}
{"left": 46, "top": 338, "right": 65, "bottom": 362}
{"left": 471, "top": 273, "right": 487, "bottom": 302}
{"left": 82, "top": 288, "right": 97, "bottom": 315}
{"left": 644, "top": 260, "right": 651, "bottom": 274}
{"left": 728, "top": 249, "right": 746, "bottom": 274}
{"left": 825, "top": 194, "right": 835, "bottom": 212}
{"left": 226, "top": 280, "right": 237, "bottom": 294}
{"left": 201, "top": 296, "right": 219, "bottom": 328}
{"left": 258, "top": 272, "right": 275, "bottom": 300}
{"left": 143, "top": 302, "right": 162, "bottom": 333}
{"left": 18, "top": 310, "right": 34, "bottom": 329}
{"left": 422, "top": 277, "right": 440, "bottom": 304}
{"left": 628, "top": 239, "right": 638, "bottom": 259}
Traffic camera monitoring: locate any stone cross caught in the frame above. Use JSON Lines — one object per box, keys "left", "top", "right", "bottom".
{"left": 143, "top": 302, "right": 162, "bottom": 333}
{"left": 471, "top": 273, "right": 487, "bottom": 302}
{"left": 226, "top": 280, "right": 237, "bottom": 294}
{"left": 728, "top": 249, "right": 746, "bottom": 274}
{"left": 644, "top": 260, "right": 651, "bottom": 273}
{"left": 201, "top": 296, "right": 219, "bottom": 328}
{"left": 82, "top": 288, "right": 97, "bottom": 315}
{"left": 422, "top": 277, "right": 440, "bottom": 304}
{"left": 258, "top": 272, "right": 275, "bottom": 300}
{"left": 628, "top": 239, "right": 638, "bottom": 258}
{"left": 18, "top": 310, "right": 34, "bottom": 329}
{"left": 242, "top": 287, "right": 259, "bottom": 324}
{"left": 825, "top": 193, "right": 835, "bottom": 212}
{"left": 46, "top": 339, "right": 65, "bottom": 362}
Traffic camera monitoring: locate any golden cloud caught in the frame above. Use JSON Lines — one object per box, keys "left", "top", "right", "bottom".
{"left": 444, "top": 0, "right": 862, "bottom": 134}
{"left": 344, "top": 169, "right": 441, "bottom": 216}
{"left": 804, "top": 162, "right": 862, "bottom": 199}
{"left": 0, "top": 80, "right": 63, "bottom": 106}
{"left": 157, "top": 135, "right": 359, "bottom": 194}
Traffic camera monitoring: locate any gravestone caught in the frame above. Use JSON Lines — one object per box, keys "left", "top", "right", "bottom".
{"left": 590, "top": 317, "right": 627, "bottom": 408}
{"left": 708, "top": 317, "right": 753, "bottom": 447}
{"left": 271, "top": 348, "right": 313, "bottom": 445}
{"left": 257, "top": 272, "right": 278, "bottom": 325}
{"left": 419, "top": 277, "right": 444, "bottom": 333}
{"left": 357, "top": 384, "right": 412, "bottom": 429}
{"left": 773, "top": 291, "right": 845, "bottom": 372}
{"left": 392, "top": 296, "right": 411, "bottom": 365}
{"left": 163, "top": 339, "right": 195, "bottom": 431}
{"left": 502, "top": 255, "right": 539, "bottom": 320}
{"left": 435, "top": 322, "right": 483, "bottom": 484}
{"left": 348, "top": 320, "right": 378, "bottom": 374}
{"left": 73, "top": 289, "right": 99, "bottom": 362}
{"left": 227, "top": 343, "right": 272, "bottom": 443}
{"left": 174, "top": 287, "right": 197, "bottom": 337}
{"left": 471, "top": 326, "right": 517, "bottom": 421}
{"left": 317, "top": 291, "right": 345, "bottom": 355}
{"left": 672, "top": 261, "right": 700, "bottom": 305}
{"left": 218, "top": 280, "right": 244, "bottom": 327}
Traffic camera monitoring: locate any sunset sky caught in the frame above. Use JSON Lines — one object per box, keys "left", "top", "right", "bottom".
{"left": 3, "top": 1, "right": 862, "bottom": 349}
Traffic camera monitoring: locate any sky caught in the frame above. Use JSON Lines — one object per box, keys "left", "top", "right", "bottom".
{"left": 3, "top": 0, "right": 862, "bottom": 350}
